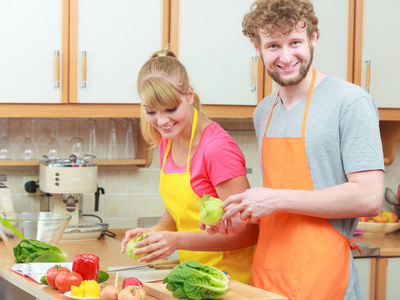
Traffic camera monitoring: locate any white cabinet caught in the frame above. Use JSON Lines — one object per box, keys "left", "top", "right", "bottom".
{"left": 359, "top": 0, "right": 400, "bottom": 108}
{"left": 312, "top": 0, "right": 350, "bottom": 81}
{"left": 384, "top": 258, "right": 400, "bottom": 299}
{"left": 354, "top": 257, "right": 375, "bottom": 300}
{"left": 71, "top": 0, "right": 165, "bottom": 104}
{"left": 0, "top": 0, "right": 65, "bottom": 103}
{"left": 171, "top": 0, "right": 263, "bottom": 105}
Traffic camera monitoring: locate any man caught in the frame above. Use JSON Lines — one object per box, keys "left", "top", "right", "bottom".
{"left": 203, "top": 0, "right": 385, "bottom": 299}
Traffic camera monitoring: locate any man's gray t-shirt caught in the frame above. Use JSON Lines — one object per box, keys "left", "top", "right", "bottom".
{"left": 253, "top": 75, "right": 384, "bottom": 299}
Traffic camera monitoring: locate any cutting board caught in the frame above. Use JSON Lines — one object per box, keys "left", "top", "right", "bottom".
{"left": 143, "top": 280, "right": 287, "bottom": 300}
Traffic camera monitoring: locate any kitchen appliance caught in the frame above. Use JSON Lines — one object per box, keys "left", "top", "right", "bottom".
{"left": 0, "top": 175, "right": 15, "bottom": 213}
{"left": 39, "top": 155, "right": 102, "bottom": 242}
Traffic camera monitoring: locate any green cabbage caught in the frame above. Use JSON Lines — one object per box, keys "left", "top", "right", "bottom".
{"left": 126, "top": 232, "right": 149, "bottom": 261}
{"left": 163, "top": 260, "right": 229, "bottom": 300}
{"left": 13, "top": 239, "right": 67, "bottom": 263}
{"left": 198, "top": 194, "right": 223, "bottom": 226}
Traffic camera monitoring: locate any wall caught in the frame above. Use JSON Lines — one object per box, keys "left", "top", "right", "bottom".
{"left": 0, "top": 118, "right": 261, "bottom": 229}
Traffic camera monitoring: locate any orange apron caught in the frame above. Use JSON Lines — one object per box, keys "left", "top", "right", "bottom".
{"left": 159, "top": 108, "right": 255, "bottom": 283}
{"left": 250, "top": 69, "right": 355, "bottom": 299}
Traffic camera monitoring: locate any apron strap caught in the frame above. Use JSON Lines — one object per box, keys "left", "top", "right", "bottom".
{"left": 161, "top": 108, "right": 198, "bottom": 172}
{"left": 263, "top": 68, "right": 316, "bottom": 138}
{"left": 350, "top": 240, "right": 362, "bottom": 257}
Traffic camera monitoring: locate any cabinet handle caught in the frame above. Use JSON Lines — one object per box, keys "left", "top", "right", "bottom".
{"left": 82, "top": 51, "right": 87, "bottom": 88}
{"left": 55, "top": 51, "right": 60, "bottom": 88}
{"left": 251, "top": 56, "right": 257, "bottom": 92}
{"left": 365, "top": 59, "right": 371, "bottom": 93}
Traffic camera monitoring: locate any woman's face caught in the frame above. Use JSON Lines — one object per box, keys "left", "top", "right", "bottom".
{"left": 141, "top": 88, "right": 194, "bottom": 140}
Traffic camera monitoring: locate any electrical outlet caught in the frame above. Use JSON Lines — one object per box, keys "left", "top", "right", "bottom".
{"left": 23, "top": 176, "right": 39, "bottom": 194}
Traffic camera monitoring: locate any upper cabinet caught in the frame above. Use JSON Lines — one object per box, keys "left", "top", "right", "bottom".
{"left": 354, "top": 0, "right": 400, "bottom": 109}
{"left": 0, "top": 0, "right": 67, "bottom": 103}
{"left": 70, "top": 0, "right": 166, "bottom": 104}
{"left": 170, "top": 0, "right": 264, "bottom": 105}
{"left": 0, "top": 0, "right": 168, "bottom": 105}
{"left": 312, "top": 0, "right": 352, "bottom": 82}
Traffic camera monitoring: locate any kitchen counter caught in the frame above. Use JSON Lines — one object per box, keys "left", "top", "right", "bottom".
{"left": 353, "top": 230, "right": 400, "bottom": 256}
{"left": 0, "top": 236, "right": 160, "bottom": 300}
{"left": 0, "top": 235, "right": 287, "bottom": 300}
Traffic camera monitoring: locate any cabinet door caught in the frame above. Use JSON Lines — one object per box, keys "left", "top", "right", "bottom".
{"left": 387, "top": 258, "right": 400, "bottom": 299}
{"left": 70, "top": 0, "right": 165, "bottom": 104}
{"left": 0, "top": 0, "right": 65, "bottom": 103}
{"left": 172, "top": 0, "right": 262, "bottom": 105}
{"left": 359, "top": 0, "right": 400, "bottom": 108}
{"left": 312, "top": 0, "right": 350, "bottom": 81}
{"left": 354, "top": 258, "right": 373, "bottom": 300}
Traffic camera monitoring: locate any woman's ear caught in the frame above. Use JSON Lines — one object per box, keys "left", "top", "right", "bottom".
{"left": 188, "top": 86, "right": 195, "bottom": 105}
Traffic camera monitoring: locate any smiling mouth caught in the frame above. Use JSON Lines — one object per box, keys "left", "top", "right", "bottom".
{"left": 159, "top": 123, "right": 175, "bottom": 131}
{"left": 279, "top": 62, "right": 299, "bottom": 70}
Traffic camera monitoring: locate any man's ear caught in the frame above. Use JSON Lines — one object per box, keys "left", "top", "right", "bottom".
{"left": 310, "top": 31, "right": 318, "bottom": 49}
{"left": 252, "top": 38, "right": 261, "bottom": 57}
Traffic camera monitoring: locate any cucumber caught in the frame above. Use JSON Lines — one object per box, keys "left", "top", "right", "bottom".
{"left": 97, "top": 270, "right": 109, "bottom": 283}
{"left": 40, "top": 275, "right": 48, "bottom": 285}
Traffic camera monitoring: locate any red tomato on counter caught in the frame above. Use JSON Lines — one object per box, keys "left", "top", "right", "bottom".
{"left": 46, "top": 265, "right": 69, "bottom": 289}
{"left": 55, "top": 271, "right": 83, "bottom": 293}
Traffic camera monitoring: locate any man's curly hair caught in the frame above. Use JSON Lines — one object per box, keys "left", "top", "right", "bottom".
{"left": 243, "top": 0, "right": 319, "bottom": 46}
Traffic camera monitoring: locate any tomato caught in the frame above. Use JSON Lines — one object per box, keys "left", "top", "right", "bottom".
{"left": 46, "top": 265, "right": 69, "bottom": 289}
{"left": 55, "top": 271, "right": 83, "bottom": 293}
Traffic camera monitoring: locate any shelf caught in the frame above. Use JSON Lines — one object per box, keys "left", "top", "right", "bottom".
{"left": 0, "top": 103, "right": 256, "bottom": 119}
{"left": 0, "top": 159, "right": 149, "bottom": 167}
{"left": 379, "top": 108, "right": 400, "bottom": 121}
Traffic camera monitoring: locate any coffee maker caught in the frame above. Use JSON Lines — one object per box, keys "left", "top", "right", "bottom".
{"left": 39, "top": 154, "right": 103, "bottom": 242}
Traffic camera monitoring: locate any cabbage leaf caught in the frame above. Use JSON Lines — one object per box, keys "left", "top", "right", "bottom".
{"left": 13, "top": 239, "right": 67, "bottom": 263}
{"left": 163, "top": 260, "right": 229, "bottom": 300}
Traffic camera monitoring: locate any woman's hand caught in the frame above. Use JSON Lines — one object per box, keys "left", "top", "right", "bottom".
{"left": 132, "top": 231, "right": 178, "bottom": 263}
{"left": 199, "top": 209, "right": 249, "bottom": 236}
{"left": 121, "top": 227, "right": 150, "bottom": 253}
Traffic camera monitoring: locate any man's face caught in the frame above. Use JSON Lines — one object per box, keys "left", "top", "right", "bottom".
{"left": 254, "top": 27, "right": 317, "bottom": 87}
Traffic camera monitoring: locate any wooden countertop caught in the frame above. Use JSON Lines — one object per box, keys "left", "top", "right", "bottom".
{"left": 353, "top": 230, "right": 400, "bottom": 256}
{"left": 0, "top": 235, "right": 287, "bottom": 300}
{"left": 0, "top": 236, "right": 160, "bottom": 300}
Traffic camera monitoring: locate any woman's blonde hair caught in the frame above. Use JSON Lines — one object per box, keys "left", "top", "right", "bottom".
{"left": 242, "top": 0, "right": 319, "bottom": 46}
{"left": 137, "top": 48, "right": 202, "bottom": 147}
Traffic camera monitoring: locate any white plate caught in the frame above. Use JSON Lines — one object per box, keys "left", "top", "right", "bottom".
{"left": 64, "top": 291, "right": 99, "bottom": 299}
{"left": 356, "top": 221, "right": 400, "bottom": 235}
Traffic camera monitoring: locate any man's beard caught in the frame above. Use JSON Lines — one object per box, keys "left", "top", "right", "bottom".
{"left": 266, "top": 46, "right": 314, "bottom": 87}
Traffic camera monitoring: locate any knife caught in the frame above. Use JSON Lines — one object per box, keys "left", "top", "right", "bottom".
{"left": 108, "top": 259, "right": 180, "bottom": 272}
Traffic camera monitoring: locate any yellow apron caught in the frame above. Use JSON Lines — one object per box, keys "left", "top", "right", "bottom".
{"left": 159, "top": 108, "right": 254, "bottom": 283}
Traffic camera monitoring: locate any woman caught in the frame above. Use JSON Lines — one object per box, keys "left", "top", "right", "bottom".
{"left": 121, "top": 48, "right": 258, "bottom": 283}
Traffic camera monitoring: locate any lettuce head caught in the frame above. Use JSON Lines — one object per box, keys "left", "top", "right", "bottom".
{"left": 198, "top": 194, "right": 223, "bottom": 226}
{"left": 126, "top": 232, "right": 149, "bottom": 261}
{"left": 13, "top": 239, "right": 67, "bottom": 263}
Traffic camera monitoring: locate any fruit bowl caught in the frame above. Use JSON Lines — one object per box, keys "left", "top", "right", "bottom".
{"left": 356, "top": 221, "right": 400, "bottom": 235}
{"left": 0, "top": 212, "right": 71, "bottom": 257}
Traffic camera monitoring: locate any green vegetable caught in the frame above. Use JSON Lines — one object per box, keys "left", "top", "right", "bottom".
{"left": 163, "top": 260, "right": 229, "bottom": 300}
{"left": 198, "top": 194, "right": 224, "bottom": 226}
{"left": 13, "top": 239, "right": 67, "bottom": 263}
{"left": 40, "top": 275, "right": 48, "bottom": 285}
{"left": 126, "top": 232, "right": 149, "bottom": 261}
{"left": 97, "top": 270, "right": 109, "bottom": 283}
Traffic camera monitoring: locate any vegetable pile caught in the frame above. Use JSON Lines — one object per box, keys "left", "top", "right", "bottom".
{"left": 198, "top": 194, "right": 224, "bottom": 226}
{"left": 13, "top": 239, "right": 67, "bottom": 263}
{"left": 163, "top": 260, "right": 229, "bottom": 300}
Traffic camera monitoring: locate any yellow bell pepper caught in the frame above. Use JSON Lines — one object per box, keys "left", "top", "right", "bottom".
{"left": 71, "top": 280, "right": 100, "bottom": 297}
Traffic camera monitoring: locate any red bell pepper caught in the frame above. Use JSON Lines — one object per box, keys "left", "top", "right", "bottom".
{"left": 122, "top": 277, "right": 143, "bottom": 289}
{"left": 72, "top": 253, "right": 100, "bottom": 281}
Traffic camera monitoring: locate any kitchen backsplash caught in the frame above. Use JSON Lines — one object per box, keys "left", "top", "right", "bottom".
{"left": 2, "top": 117, "right": 398, "bottom": 229}
{"left": 0, "top": 118, "right": 261, "bottom": 229}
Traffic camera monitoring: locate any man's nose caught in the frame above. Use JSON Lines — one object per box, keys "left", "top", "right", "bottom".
{"left": 280, "top": 46, "right": 293, "bottom": 64}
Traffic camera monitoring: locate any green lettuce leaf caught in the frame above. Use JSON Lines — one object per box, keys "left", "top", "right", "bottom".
{"left": 13, "top": 239, "right": 67, "bottom": 263}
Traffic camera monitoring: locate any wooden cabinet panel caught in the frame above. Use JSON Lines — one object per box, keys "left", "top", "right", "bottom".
{"left": 171, "top": 0, "right": 264, "bottom": 105}
{"left": 357, "top": 0, "right": 400, "bottom": 108}
{"left": 70, "top": 0, "right": 166, "bottom": 104}
{"left": 0, "top": 0, "right": 68, "bottom": 104}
